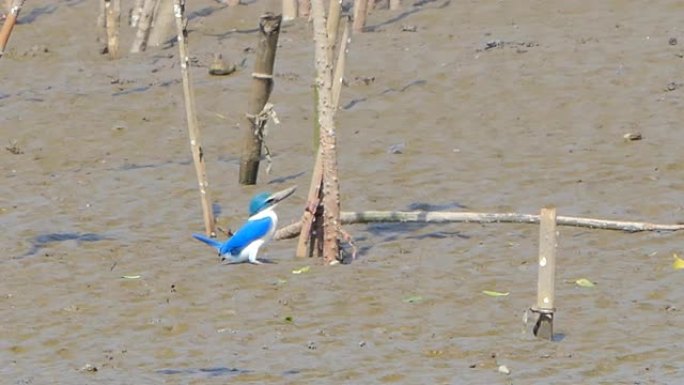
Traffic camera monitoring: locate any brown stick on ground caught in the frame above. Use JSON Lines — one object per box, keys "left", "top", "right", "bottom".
{"left": 173, "top": 0, "right": 216, "bottom": 236}
{"left": 311, "top": 0, "right": 342, "bottom": 263}
{"left": 239, "top": 13, "right": 282, "bottom": 185}
{"left": 276, "top": 210, "right": 684, "bottom": 240}
{"left": 130, "top": 0, "right": 158, "bottom": 53}
{"left": 0, "top": 0, "right": 25, "bottom": 59}
{"left": 104, "top": 0, "right": 121, "bottom": 59}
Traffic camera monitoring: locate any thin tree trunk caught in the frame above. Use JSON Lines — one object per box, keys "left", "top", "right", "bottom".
{"left": 0, "top": 0, "right": 25, "bottom": 59}
{"left": 104, "top": 0, "right": 121, "bottom": 59}
{"left": 311, "top": 0, "right": 342, "bottom": 263}
{"left": 148, "top": 0, "right": 174, "bottom": 47}
{"left": 130, "top": 0, "right": 157, "bottom": 53}
{"left": 239, "top": 13, "right": 282, "bottom": 185}
{"left": 173, "top": 0, "right": 216, "bottom": 236}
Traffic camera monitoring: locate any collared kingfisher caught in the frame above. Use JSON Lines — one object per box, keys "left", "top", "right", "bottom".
{"left": 192, "top": 186, "right": 296, "bottom": 264}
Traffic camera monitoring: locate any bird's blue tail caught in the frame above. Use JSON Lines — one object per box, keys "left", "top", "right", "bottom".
{"left": 192, "top": 233, "right": 223, "bottom": 251}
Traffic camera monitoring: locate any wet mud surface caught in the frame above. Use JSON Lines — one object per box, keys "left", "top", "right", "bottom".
{"left": 2, "top": 0, "right": 684, "bottom": 383}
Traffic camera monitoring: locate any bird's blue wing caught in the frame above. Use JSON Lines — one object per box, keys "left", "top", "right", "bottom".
{"left": 192, "top": 233, "right": 224, "bottom": 252}
{"left": 220, "top": 217, "right": 273, "bottom": 256}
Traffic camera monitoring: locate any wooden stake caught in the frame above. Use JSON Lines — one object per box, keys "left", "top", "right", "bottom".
{"left": 131, "top": 0, "right": 157, "bottom": 53}
{"left": 173, "top": 0, "right": 216, "bottom": 237}
{"left": 148, "top": 0, "right": 175, "bottom": 48}
{"left": 239, "top": 13, "right": 282, "bottom": 185}
{"left": 104, "top": 0, "right": 121, "bottom": 59}
{"left": 0, "top": 0, "right": 25, "bottom": 59}
{"left": 532, "top": 207, "right": 557, "bottom": 340}
{"left": 389, "top": 0, "right": 400, "bottom": 10}
{"left": 283, "top": 0, "right": 298, "bottom": 21}
{"left": 352, "top": 0, "right": 367, "bottom": 33}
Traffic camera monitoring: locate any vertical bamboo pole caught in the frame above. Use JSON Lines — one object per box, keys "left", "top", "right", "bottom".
{"left": 283, "top": 0, "right": 298, "bottom": 21}
{"left": 352, "top": 0, "right": 367, "bottom": 33}
{"left": 533, "top": 207, "right": 557, "bottom": 340}
{"left": 0, "top": 0, "right": 25, "bottom": 59}
{"left": 131, "top": 0, "right": 158, "bottom": 53}
{"left": 173, "top": 0, "right": 216, "bottom": 237}
{"left": 311, "top": 0, "right": 342, "bottom": 263}
{"left": 104, "top": 0, "right": 121, "bottom": 59}
{"left": 239, "top": 13, "right": 282, "bottom": 185}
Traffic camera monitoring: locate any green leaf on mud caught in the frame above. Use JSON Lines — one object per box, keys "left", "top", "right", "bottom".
{"left": 292, "top": 266, "right": 311, "bottom": 275}
{"left": 575, "top": 278, "right": 596, "bottom": 288}
{"left": 482, "top": 290, "right": 509, "bottom": 297}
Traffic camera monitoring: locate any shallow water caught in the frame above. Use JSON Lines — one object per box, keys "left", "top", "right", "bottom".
{"left": 2, "top": 0, "right": 684, "bottom": 383}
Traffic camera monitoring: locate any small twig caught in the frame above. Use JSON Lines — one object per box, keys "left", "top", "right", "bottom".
{"left": 173, "top": 0, "right": 216, "bottom": 236}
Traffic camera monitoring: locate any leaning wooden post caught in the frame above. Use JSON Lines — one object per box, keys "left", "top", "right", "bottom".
{"left": 0, "top": 0, "right": 25, "bottom": 59}
{"left": 352, "top": 0, "right": 367, "bottom": 33}
{"left": 532, "top": 207, "right": 558, "bottom": 340}
{"left": 239, "top": 13, "right": 282, "bottom": 185}
{"left": 104, "top": 0, "right": 121, "bottom": 59}
{"left": 173, "top": 0, "right": 216, "bottom": 236}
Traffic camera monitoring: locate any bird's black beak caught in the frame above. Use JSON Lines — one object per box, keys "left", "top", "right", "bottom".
{"left": 267, "top": 186, "right": 297, "bottom": 204}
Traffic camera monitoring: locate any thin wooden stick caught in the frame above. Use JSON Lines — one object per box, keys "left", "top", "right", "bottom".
{"left": 0, "top": 0, "right": 25, "bottom": 59}
{"left": 311, "top": 0, "right": 342, "bottom": 263}
{"left": 104, "top": 0, "right": 121, "bottom": 59}
{"left": 532, "top": 207, "right": 557, "bottom": 340}
{"left": 389, "top": 0, "right": 400, "bottom": 10}
{"left": 276, "top": 210, "right": 684, "bottom": 240}
{"left": 239, "top": 13, "right": 282, "bottom": 185}
{"left": 283, "top": 0, "right": 297, "bottom": 21}
{"left": 173, "top": 0, "right": 216, "bottom": 236}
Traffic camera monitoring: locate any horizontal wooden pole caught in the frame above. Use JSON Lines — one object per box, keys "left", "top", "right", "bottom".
{"left": 274, "top": 210, "right": 684, "bottom": 240}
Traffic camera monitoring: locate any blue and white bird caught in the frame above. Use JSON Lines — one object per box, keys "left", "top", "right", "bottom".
{"left": 192, "top": 186, "right": 296, "bottom": 264}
